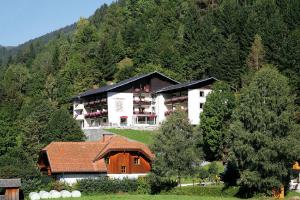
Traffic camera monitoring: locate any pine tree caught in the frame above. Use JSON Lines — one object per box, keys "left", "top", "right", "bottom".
{"left": 225, "top": 65, "right": 300, "bottom": 196}
{"left": 46, "top": 108, "right": 85, "bottom": 143}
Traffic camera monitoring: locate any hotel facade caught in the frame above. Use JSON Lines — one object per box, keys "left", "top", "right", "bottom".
{"left": 73, "top": 72, "right": 217, "bottom": 130}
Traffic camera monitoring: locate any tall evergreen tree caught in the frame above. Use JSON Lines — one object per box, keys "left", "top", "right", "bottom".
{"left": 225, "top": 65, "right": 300, "bottom": 196}
{"left": 46, "top": 108, "right": 85, "bottom": 143}
{"left": 246, "top": 34, "right": 265, "bottom": 71}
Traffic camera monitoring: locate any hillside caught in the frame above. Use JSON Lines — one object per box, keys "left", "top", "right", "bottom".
{"left": 0, "top": 0, "right": 299, "bottom": 189}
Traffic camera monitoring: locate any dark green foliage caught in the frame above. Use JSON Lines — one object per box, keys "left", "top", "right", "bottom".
{"left": 151, "top": 110, "right": 200, "bottom": 181}
{"left": 199, "top": 81, "right": 236, "bottom": 161}
{"left": 198, "top": 167, "right": 209, "bottom": 181}
{"left": 225, "top": 66, "right": 300, "bottom": 196}
{"left": 208, "top": 162, "right": 219, "bottom": 177}
{"left": 76, "top": 177, "right": 138, "bottom": 194}
{"left": 0, "top": 147, "right": 47, "bottom": 195}
{"left": 46, "top": 108, "right": 85, "bottom": 143}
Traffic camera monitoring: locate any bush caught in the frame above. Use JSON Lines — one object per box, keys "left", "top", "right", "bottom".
{"left": 163, "top": 185, "right": 239, "bottom": 197}
{"left": 147, "top": 174, "right": 177, "bottom": 194}
{"left": 76, "top": 177, "right": 138, "bottom": 194}
{"left": 47, "top": 181, "right": 73, "bottom": 191}
{"left": 136, "top": 177, "right": 151, "bottom": 194}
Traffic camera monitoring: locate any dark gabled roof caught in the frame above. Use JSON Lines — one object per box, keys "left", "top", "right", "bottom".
{"left": 154, "top": 77, "right": 217, "bottom": 93}
{"left": 76, "top": 71, "right": 179, "bottom": 98}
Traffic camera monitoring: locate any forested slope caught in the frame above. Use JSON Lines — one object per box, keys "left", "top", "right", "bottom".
{"left": 0, "top": 0, "right": 299, "bottom": 187}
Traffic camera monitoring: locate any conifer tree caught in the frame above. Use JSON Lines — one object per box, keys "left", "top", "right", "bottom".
{"left": 46, "top": 108, "right": 85, "bottom": 143}
{"left": 246, "top": 34, "right": 265, "bottom": 71}
{"left": 225, "top": 65, "right": 300, "bottom": 196}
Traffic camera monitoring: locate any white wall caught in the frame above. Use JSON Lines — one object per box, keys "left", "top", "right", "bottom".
{"left": 188, "top": 89, "right": 212, "bottom": 125}
{"left": 107, "top": 173, "right": 148, "bottom": 180}
{"left": 107, "top": 92, "right": 133, "bottom": 126}
{"left": 155, "top": 94, "right": 168, "bottom": 124}
{"left": 57, "top": 173, "right": 105, "bottom": 185}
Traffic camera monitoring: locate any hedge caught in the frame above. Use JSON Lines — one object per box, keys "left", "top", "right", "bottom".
{"left": 76, "top": 177, "right": 138, "bottom": 194}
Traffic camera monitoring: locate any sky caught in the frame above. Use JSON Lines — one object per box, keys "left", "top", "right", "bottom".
{"left": 0, "top": 0, "right": 114, "bottom": 46}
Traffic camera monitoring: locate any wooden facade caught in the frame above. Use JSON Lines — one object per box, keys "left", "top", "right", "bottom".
{"left": 106, "top": 151, "right": 151, "bottom": 174}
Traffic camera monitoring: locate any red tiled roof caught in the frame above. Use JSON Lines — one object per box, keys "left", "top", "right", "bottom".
{"left": 42, "top": 135, "right": 154, "bottom": 173}
{"left": 95, "top": 136, "right": 154, "bottom": 161}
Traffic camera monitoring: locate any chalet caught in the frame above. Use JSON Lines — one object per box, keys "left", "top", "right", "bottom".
{"left": 38, "top": 135, "right": 154, "bottom": 184}
{"left": 73, "top": 71, "right": 217, "bottom": 130}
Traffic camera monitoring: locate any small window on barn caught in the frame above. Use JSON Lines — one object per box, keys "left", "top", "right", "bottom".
{"left": 134, "top": 157, "right": 140, "bottom": 165}
{"left": 121, "top": 166, "right": 126, "bottom": 173}
{"left": 105, "top": 157, "right": 110, "bottom": 165}
{"left": 200, "top": 103, "right": 204, "bottom": 109}
{"left": 200, "top": 91, "right": 205, "bottom": 97}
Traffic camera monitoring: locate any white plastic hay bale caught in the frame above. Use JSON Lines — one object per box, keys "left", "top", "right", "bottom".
{"left": 50, "top": 190, "right": 61, "bottom": 199}
{"left": 39, "top": 191, "right": 47, "bottom": 196}
{"left": 60, "top": 190, "right": 72, "bottom": 198}
{"left": 40, "top": 192, "right": 50, "bottom": 199}
{"left": 71, "top": 191, "right": 81, "bottom": 198}
{"left": 29, "top": 192, "right": 40, "bottom": 200}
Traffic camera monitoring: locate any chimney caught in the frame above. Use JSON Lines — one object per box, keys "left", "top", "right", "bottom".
{"left": 102, "top": 133, "right": 113, "bottom": 142}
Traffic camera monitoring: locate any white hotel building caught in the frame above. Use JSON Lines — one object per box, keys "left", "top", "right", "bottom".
{"left": 73, "top": 72, "right": 216, "bottom": 130}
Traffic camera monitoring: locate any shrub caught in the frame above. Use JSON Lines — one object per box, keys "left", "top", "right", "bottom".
{"left": 47, "top": 181, "right": 73, "bottom": 191}
{"left": 147, "top": 174, "right": 177, "bottom": 194}
{"left": 136, "top": 177, "right": 151, "bottom": 194}
{"left": 76, "top": 177, "right": 138, "bottom": 194}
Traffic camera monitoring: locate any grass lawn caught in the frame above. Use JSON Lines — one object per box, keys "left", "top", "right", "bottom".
{"left": 59, "top": 195, "right": 240, "bottom": 200}
{"left": 105, "top": 129, "right": 156, "bottom": 145}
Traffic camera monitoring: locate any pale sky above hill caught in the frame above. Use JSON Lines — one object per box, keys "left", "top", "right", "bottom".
{"left": 0, "top": 0, "right": 114, "bottom": 46}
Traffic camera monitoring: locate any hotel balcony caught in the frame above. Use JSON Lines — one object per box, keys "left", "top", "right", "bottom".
{"left": 84, "top": 98, "right": 107, "bottom": 107}
{"left": 133, "top": 111, "right": 156, "bottom": 116}
{"left": 133, "top": 99, "right": 152, "bottom": 105}
{"left": 165, "top": 96, "right": 188, "bottom": 104}
{"left": 85, "top": 110, "right": 108, "bottom": 118}
{"left": 165, "top": 108, "right": 188, "bottom": 116}
{"left": 133, "top": 85, "right": 151, "bottom": 93}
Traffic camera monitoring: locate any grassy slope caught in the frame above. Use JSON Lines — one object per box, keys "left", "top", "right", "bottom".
{"left": 105, "top": 129, "right": 156, "bottom": 145}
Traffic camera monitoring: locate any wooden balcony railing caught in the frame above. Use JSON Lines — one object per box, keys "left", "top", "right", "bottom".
{"left": 85, "top": 111, "right": 108, "bottom": 118}
{"left": 165, "top": 96, "right": 188, "bottom": 104}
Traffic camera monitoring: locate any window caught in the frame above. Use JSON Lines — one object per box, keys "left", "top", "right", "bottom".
{"left": 200, "top": 103, "right": 204, "bottom": 109}
{"left": 91, "top": 120, "right": 99, "bottom": 127}
{"left": 134, "top": 157, "right": 140, "bottom": 165}
{"left": 121, "top": 166, "right": 126, "bottom": 173}
{"left": 105, "top": 157, "right": 110, "bottom": 165}
{"left": 200, "top": 91, "right": 205, "bottom": 97}
{"left": 80, "top": 120, "right": 84, "bottom": 128}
